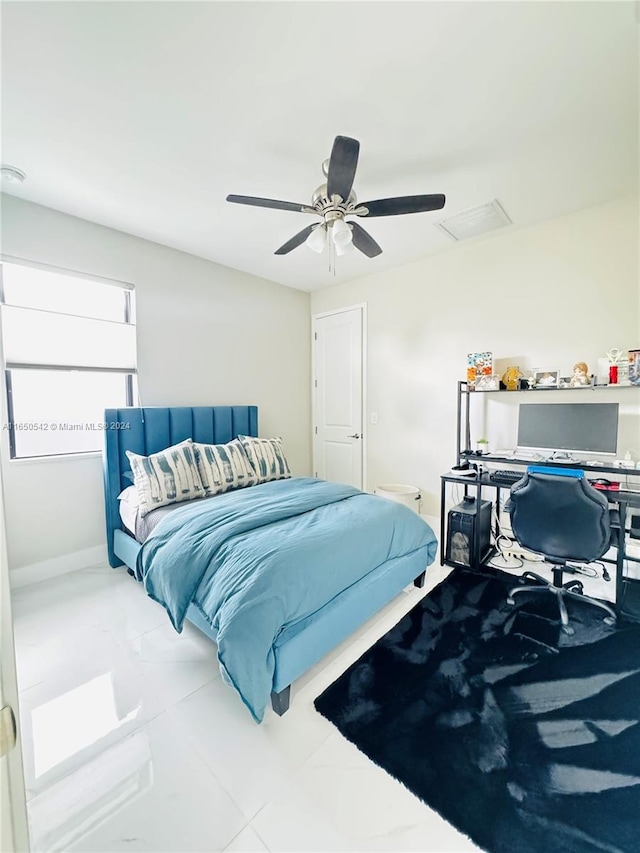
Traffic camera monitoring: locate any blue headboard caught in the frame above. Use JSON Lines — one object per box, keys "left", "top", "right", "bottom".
{"left": 103, "top": 405, "right": 258, "bottom": 567}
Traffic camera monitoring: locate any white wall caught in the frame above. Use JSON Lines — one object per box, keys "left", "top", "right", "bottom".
{"left": 311, "top": 196, "right": 640, "bottom": 516}
{"left": 1, "top": 195, "right": 311, "bottom": 571}
{"left": 3, "top": 194, "right": 638, "bottom": 569}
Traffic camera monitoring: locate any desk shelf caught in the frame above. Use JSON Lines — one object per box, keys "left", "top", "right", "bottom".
{"left": 447, "top": 379, "right": 640, "bottom": 620}
{"left": 462, "top": 452, "right": 637, "bottom": 479}
{"left": 440, "top": 469, "right": 640, "bottom": 619}
{"left": 455, "top": 379, "right": 640, "bottom": 477}
{"left": 621, "top": 579, "right": 640, "bottom": 622}
{"left": 467, "top": 384, "right": 640, "bottom": 394}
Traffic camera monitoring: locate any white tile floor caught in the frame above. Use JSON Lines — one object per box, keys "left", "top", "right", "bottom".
{"left": 12, "top": 559, "right": 483, "bottom": 853}
{"left": 12, "top": 547, "right": 618, "bottom": 853}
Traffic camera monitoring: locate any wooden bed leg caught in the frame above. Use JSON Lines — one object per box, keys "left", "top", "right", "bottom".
{"left": 271, "top": 686, "right": 291, "bottom": 716}
{"left": 413, "top": 571, "right": 426, "bottom": 588}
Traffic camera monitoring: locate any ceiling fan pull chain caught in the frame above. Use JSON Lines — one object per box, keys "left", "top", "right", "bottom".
{"left": 329, "top": 228, "right": 335, "bottom": 276}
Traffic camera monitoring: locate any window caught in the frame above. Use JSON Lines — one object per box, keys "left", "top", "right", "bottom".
{"left": 0, "top": 260, "right": 137, "bottom": 459}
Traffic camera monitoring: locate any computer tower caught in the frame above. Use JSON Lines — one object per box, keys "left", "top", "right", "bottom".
{"left": 445, "top": 496, "right": 492, "bottom": 567}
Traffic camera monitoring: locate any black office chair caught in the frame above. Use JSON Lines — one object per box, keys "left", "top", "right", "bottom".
{"left": 507, "top": 466, "right": 617, "bottom": 634}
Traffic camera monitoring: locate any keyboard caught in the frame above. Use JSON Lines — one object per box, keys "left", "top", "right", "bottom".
{"left": 489, "top": 469, "right": 524, "bottom": 486}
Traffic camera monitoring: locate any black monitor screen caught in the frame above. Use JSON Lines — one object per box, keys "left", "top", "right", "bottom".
{"left": 517, "top": 402, "right": 619, "bottom": 455}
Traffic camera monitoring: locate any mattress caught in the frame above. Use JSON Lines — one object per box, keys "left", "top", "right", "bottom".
{"left": 118, "top": 487, "right": 213, "bottom": 543}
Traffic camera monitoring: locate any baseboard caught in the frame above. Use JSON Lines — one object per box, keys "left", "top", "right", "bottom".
{"left": 9, "top": 544, "right": 108, "bottom": 589}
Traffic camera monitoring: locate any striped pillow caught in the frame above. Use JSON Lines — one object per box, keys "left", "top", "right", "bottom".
{"left": 126, "top": 439, "right": 204, "bottom": 517}
{"left": 193, "top": 438, "right": 258, "bottom": 495}
{"left": 238, "top": 435, "right": 291, "bottom": 484}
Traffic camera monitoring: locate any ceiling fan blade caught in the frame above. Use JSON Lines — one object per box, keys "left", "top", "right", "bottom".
{"left": 226, "top": 194, "right": 310, "bottom": 213}
{"left": 274, "top": 224, "right": 316, "bottom": 255}
{"left": 349, "top": 222, "right": 382, "bottom": 258}
{"left": 326, "top": 136, "right": 360, "bottom": 202}
{"left": 358, "top": 194, "right": 446, "bottom": 217}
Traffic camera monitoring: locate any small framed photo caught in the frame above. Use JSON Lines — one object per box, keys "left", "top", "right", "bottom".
{"left": 474, "top": 373, "right": 500, "bottom": 391}
{"left": 533, "top": 369, "right": 559, "bottom": 388}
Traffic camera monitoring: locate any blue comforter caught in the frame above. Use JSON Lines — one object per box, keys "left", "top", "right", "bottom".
{"left": 137, "top": 477, "right": 437, "bottom": 721}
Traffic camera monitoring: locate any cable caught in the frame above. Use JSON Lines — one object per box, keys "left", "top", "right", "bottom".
{"left": 488, "top": 553, "right": 523, "bottom": 570}
{"left": 493, "top": 502, "right": 514, "bottom": 542}
{"left": 567, "top": 562, "right": 599, "bottom": 579}
{"left": 587, "top": 559, "right": 611, "bottom": 582}
{"left": 487, "top": 503, "right": 523, "bottom": 570}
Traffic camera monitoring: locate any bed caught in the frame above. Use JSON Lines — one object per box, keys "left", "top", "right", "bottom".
{"left": 103, "top": 405, "right": 438, "bottom": 721}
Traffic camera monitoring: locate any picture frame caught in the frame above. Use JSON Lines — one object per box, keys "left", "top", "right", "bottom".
{"left": 533, "top": 369, "right": 560, "bottom": 388}
{"left": 474, "top": 373, "right": 500, "bottom": 391}
{"left": 467, "top": 351, "right": 493, "bottom": 386}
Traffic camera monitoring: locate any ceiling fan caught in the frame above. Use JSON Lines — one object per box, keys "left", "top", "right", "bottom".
{"left": 226, "top": 135, "right": 445, "bottom": 258}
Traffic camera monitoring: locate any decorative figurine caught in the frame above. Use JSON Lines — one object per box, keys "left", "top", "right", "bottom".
{"left": 502, "top": 366, "right": 523, "bottom": 391}
{"left": 569, "top": 361, "right": 590, "bottom": 387}
{"left": 607, "top": 348, "right": 622, "bottom": 385}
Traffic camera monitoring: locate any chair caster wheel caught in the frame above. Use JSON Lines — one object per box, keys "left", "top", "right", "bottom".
{"left": 507, "top": 597, "right": 515, "bottom": 606}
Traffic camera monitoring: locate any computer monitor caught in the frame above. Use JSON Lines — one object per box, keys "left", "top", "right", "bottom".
{"left": 516, "top": 402, "right": 619, "bottom": 456}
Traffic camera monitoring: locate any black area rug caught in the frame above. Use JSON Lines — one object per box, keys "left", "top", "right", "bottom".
{"left": 314, "top": 567, "right": 640, "bottom": 853}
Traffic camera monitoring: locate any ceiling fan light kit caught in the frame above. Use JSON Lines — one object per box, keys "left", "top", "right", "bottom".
{"left": 335, "top": 239, "right": 355, "bottom": 257}
{"left": 331, "top": 218, "right": 353, "bottom": 247}
{"left": 226, "top": 135, "right": 446, "bottom": 264}
{"left": 305, "top": 219, "right": 353, "bottom": 255}
{"left": 306, "top": 224, "right": 328, "bottom": 254}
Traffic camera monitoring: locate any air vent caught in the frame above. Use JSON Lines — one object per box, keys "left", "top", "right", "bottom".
{"left": 437, "top": 199, "right": 511, "bottom": 241}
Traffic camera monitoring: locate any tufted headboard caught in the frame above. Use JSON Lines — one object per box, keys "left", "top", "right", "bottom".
{"left": 103, "top": 405, "right": 258, "bottom": 567}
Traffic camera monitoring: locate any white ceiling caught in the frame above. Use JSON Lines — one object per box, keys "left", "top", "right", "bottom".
{"left": 1, "top": 1, "right": 637, "bottom": 292}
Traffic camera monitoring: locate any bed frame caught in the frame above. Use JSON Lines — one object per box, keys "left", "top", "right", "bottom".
{"left": 103, "top": 405, "right": 429, "bottom": 716}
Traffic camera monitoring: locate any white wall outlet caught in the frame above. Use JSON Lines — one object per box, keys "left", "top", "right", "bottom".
{"left": 370, "top": 412, "right": 378, "bottom": 424}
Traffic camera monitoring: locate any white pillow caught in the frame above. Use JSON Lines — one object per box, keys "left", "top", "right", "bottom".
{"left": 118, "top": 485, "right": 140, "bottom": 535}
{"left": 237, "top": 435, "right": 291, "bottom": 484}
{"left": 126, "top": 439, "right": 204, "bottom": 517}
{"left": 118, "top": 484, "right": 139, "bottom": 504}
{"left": 193, "top": 438, "right": 258, "bottom": 494}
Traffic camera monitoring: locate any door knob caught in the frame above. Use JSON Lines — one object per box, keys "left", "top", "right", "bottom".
{"left": 347, "top": 433, "right": 361, "bottom": 439}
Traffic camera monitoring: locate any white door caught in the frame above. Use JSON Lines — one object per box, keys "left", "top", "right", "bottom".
{"left": 0, "top": 468, "right": 30, "bottom": 852}
{"left": 312, "top": 306, "right": 365, "bottom": 489}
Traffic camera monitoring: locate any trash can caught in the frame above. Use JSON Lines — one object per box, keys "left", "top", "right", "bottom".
{"left": 374, "top": 484, "right": 422, "bottom": 514}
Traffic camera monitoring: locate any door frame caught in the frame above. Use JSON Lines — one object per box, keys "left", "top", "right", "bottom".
{"left": 1, "top": 515, "right": 30, "bottom": 853}
{"left": 311, "top": 303, "right": 367, "bottom": 491}
{"left": 0, "top": 283, "right": 29, "bottom": 852}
